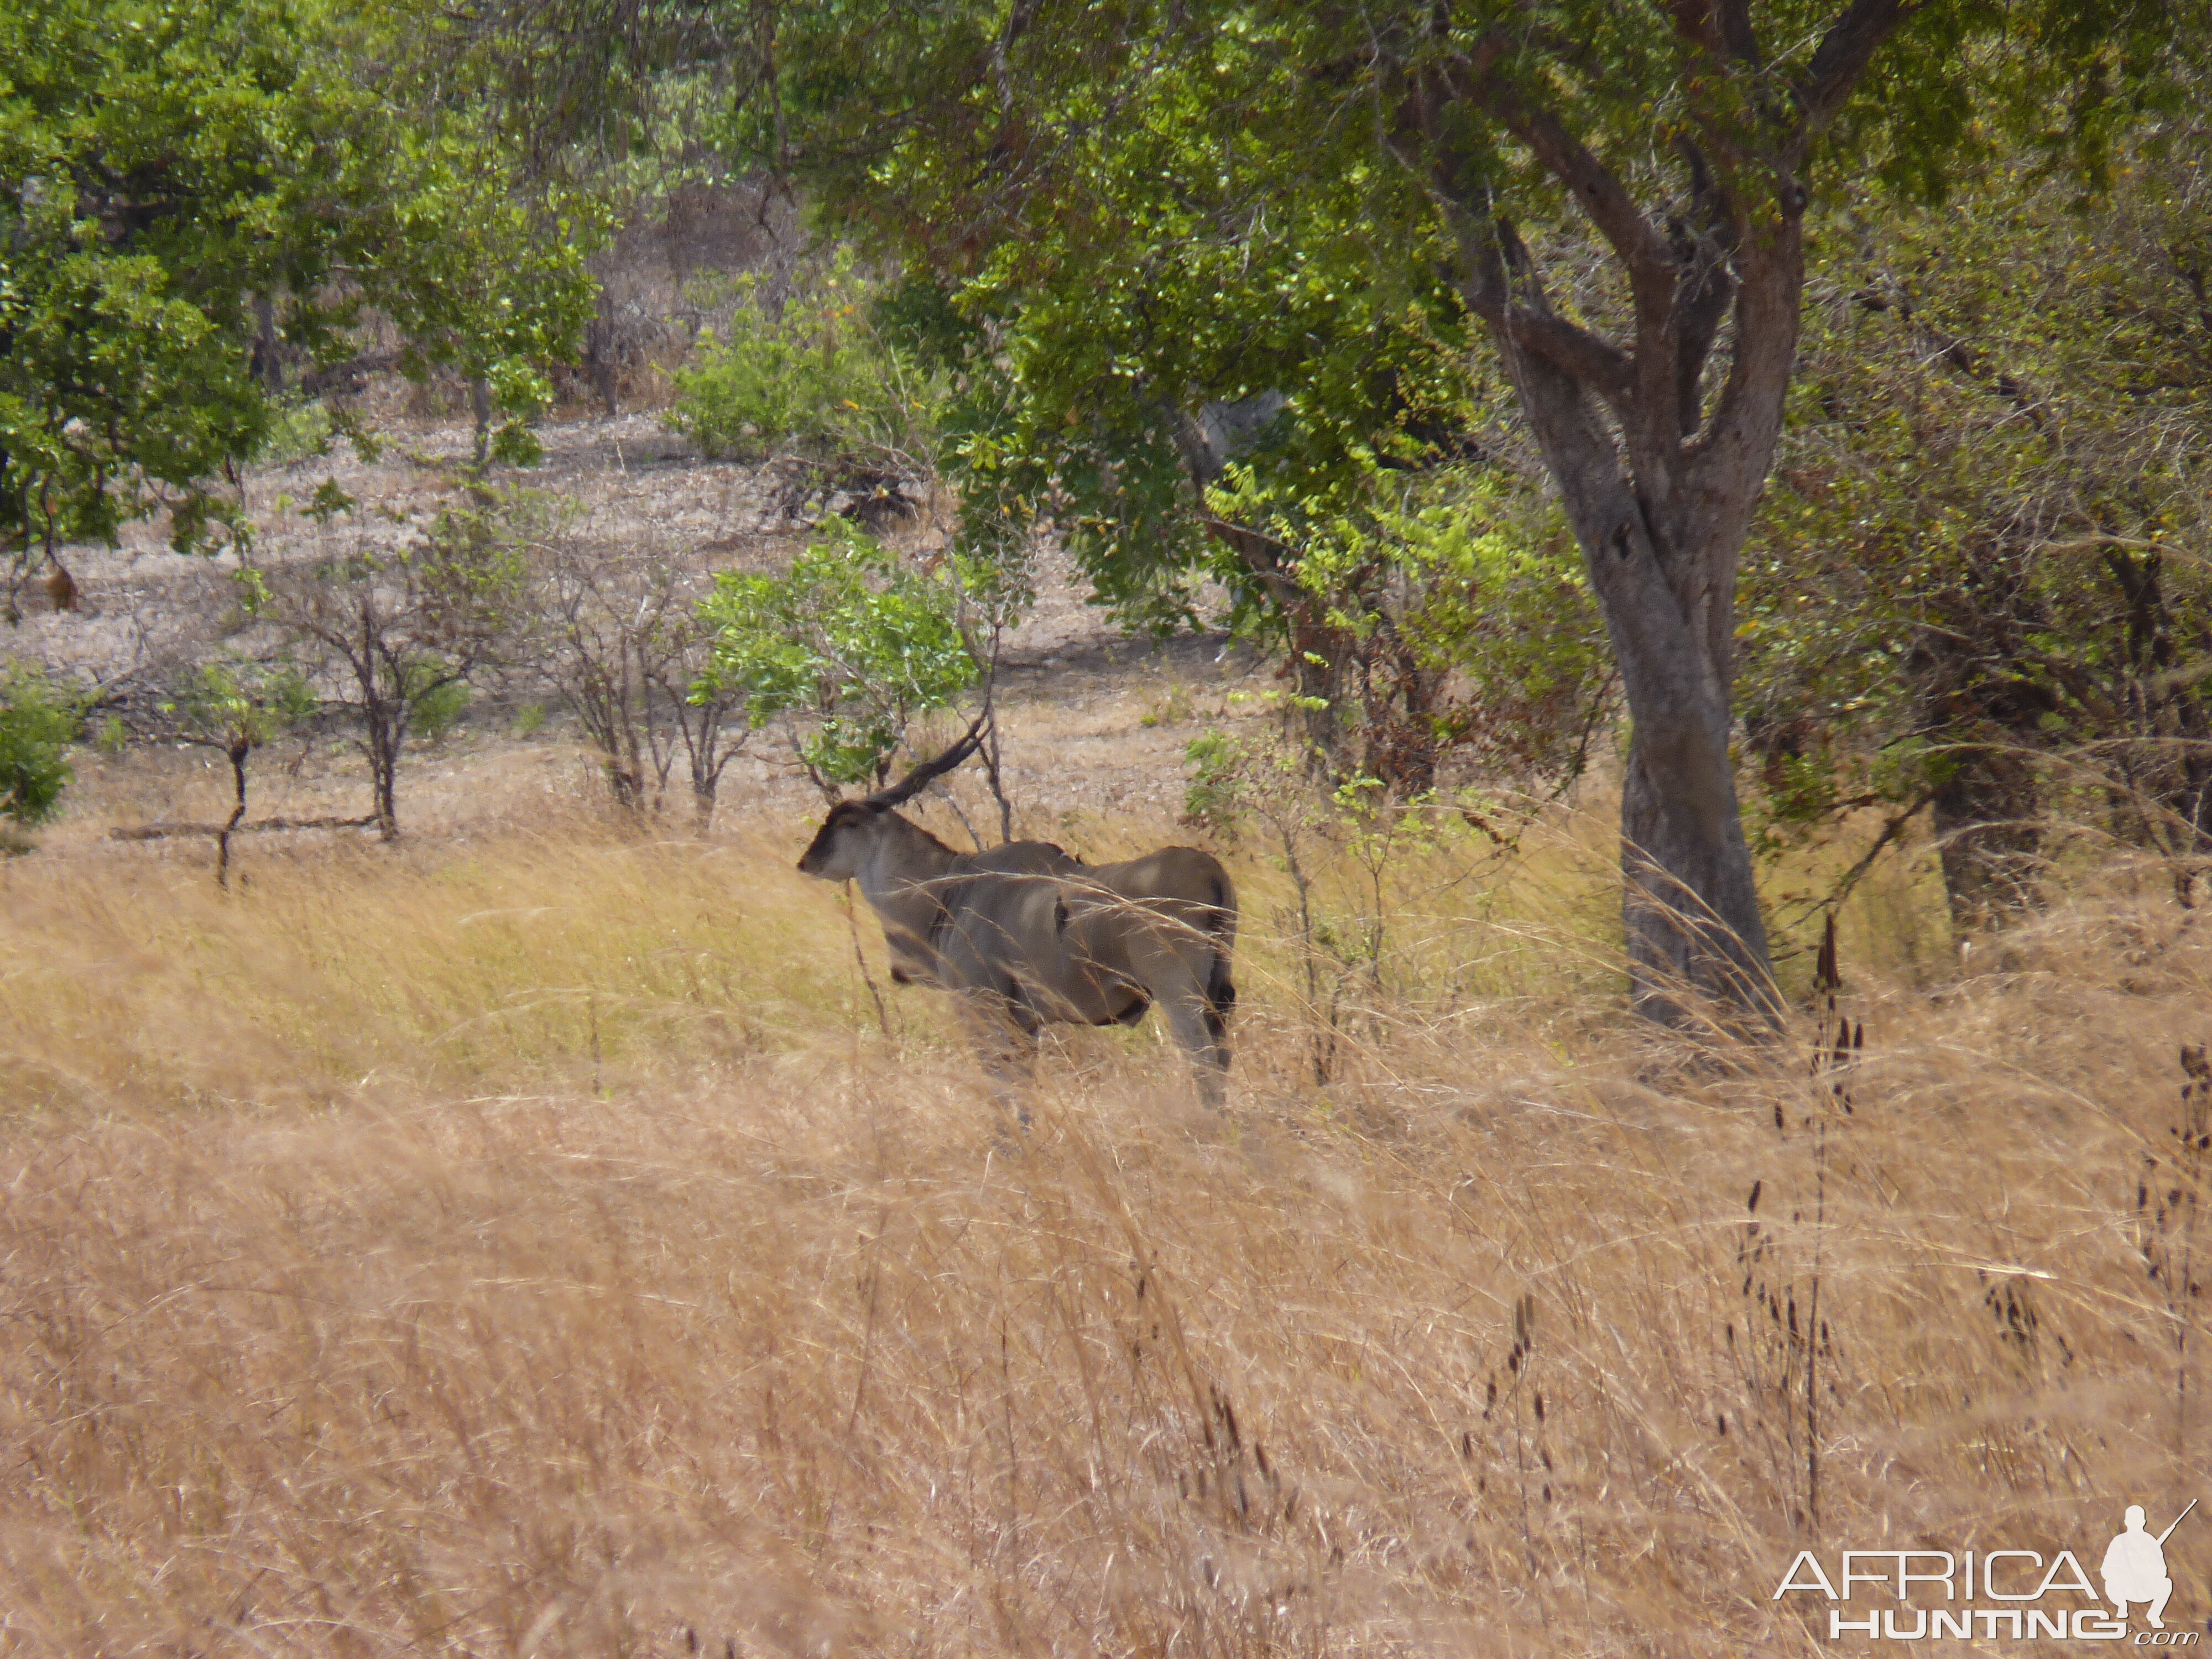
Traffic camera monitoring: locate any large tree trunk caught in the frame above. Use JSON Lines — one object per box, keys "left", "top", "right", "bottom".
{"left": 2107, "top": 546, "right": 2212, "bottom": 902}
{"left": 1905, "top": 614, "right": 2052, "bottom": 936}
{"left": 1502, "top": 339, "right": 1780, "bottom": 1024}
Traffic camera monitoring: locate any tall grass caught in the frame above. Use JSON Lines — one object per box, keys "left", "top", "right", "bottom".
{"left": 0, "top": 805, "right": 2206, "bottom": 1655}
{"left": 0, "top": 822, "right": 868, "bottom": 1111}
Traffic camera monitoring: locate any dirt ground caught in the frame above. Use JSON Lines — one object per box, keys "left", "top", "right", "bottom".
{"left": 10, "top": 409, "right": 1278, "bottom": 858}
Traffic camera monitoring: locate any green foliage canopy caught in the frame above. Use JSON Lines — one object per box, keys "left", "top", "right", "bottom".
{"left": 716, "top": 2, "right": 1623, "bottom": 797}
{"left": 731, "top": 0, "right": 2182, "bottom": 591}
{"left": 0, "top": 0, "right": 599, "bottom": 567}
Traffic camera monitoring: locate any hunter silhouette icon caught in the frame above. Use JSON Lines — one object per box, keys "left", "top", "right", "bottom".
{"left": 2103, "top": 1500, "right": 2196, "bottom": 1628}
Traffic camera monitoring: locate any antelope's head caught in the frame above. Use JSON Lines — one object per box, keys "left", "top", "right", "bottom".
{"left": 796, "top": 716, "right": 985, "bottom": 881}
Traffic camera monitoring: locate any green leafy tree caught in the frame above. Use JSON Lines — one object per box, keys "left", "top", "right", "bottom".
{"left": 696, "top": 521, "right": 978, "bottom": 791}
{"left": 733, "top": 0, "right": 2187, "bottom": 1025}
{"left": 866, "top": 142, "right": 1529, "bottom": 760}
{"left": 0, "top": 0, "right": 598, "bottom": 592}
{"left": 1741, "top": 137, "right": 2212, "bottom": 932}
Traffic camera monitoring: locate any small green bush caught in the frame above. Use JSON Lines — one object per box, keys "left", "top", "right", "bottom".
{"left": 666, "top": 252, "right": 945, "bottom": 473}
{"left": 0, "top": 662, "right": 78, "bottom": 825}
{"left": 163, "top": 657, "right": 316, "bottom": 753}
{"left": 405, "top": 664, "right": 471, "bottom": 741}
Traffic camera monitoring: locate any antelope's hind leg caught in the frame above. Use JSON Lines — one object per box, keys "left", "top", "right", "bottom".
{"left": 1156, "top": 973, "right": 1232, "bottom": 1109}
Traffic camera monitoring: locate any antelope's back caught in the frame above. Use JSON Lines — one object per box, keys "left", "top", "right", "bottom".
{"left": 1099, "top": 846, "right": 1232, "bottom": 910}
{"left": 964, "top": 840, "right": 1082, "bottom": 879}
{"left": 1065, "top": 847, "right": 1237, "bottom": 952}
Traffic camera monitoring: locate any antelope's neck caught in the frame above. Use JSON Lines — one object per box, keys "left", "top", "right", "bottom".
{"left": 857, "top": 813, "right": 959, "bottom": 932}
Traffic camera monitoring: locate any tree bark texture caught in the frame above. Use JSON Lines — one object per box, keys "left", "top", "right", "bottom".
{"left": 369, "top": 711, "right": 403, "bottom": 841}
{"left": 217, "top": 741, "right": 249, "bottom": 888}
{"left": 2107, "top": 547, "right": 2212, "bottom": 903}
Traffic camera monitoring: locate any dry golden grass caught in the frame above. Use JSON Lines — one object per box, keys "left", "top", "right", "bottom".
{"left": 1, "top": 800, "right": 2208, "bottom": 1656}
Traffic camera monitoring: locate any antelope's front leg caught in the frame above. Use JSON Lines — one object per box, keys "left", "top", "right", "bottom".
{"left": 961, "top": 990, "right": 1041, "bottom": 1126}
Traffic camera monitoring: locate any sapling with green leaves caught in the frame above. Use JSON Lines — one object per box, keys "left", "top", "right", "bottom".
{"left": 696, "top": 521, "right": 978, "bottom": 795}
{"left": 1190, "top": 703, "right": 1481, "bottom": 1075}
{"left": 158, "top": 657, "right": 316, "bottom": 884}
{"left": 252, "top": 489, "right": 535, "bottom": 838}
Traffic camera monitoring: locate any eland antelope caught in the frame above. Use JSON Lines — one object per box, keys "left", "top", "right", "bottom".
{"left": 797, "top": 724, "right": 1238, "bottom": 1107}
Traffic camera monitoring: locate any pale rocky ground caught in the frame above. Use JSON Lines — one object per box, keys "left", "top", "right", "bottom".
{"left": 8, "top": 409, "right": 1278, "bottom": 863}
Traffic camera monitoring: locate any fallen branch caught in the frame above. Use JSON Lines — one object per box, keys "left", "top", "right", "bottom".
{"left": 110, "top": 814, "right": 379, "bottom": 842}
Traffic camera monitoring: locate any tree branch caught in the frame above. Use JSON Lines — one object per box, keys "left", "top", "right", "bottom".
{"left": 1203, "top": 515, "right": 1302, "bottom": 611}
{"left": 1444, "top": 209, "right": 1635, "bottom": 407}
{"left": 1443, "top": 57, "right": 1673, "bottom": 294}
{"left": 1435, "top": 51, "right": 1697, "bottom": 449}
{"left": 1792, "top": 0, "right": 1916, "bottom": 159}
{"left": 1687, "top": 225, "right": 1804, "bottom": 510}
{"left": 1668, "top": 140, "right": 1741, "bottom": 437}
{"left": 1665, "top": 0, "right": 1764, "bottom": 62}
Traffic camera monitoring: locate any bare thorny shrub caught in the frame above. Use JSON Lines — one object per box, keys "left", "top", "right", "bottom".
{"left": 537, "top": 524, "right": 747, "bottom": 827}
{"left": 2, "top": 816, "right": 2208, "bottom": 1656}
{"left": 249, "top": 487, "right": 533, "bottom": 839}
